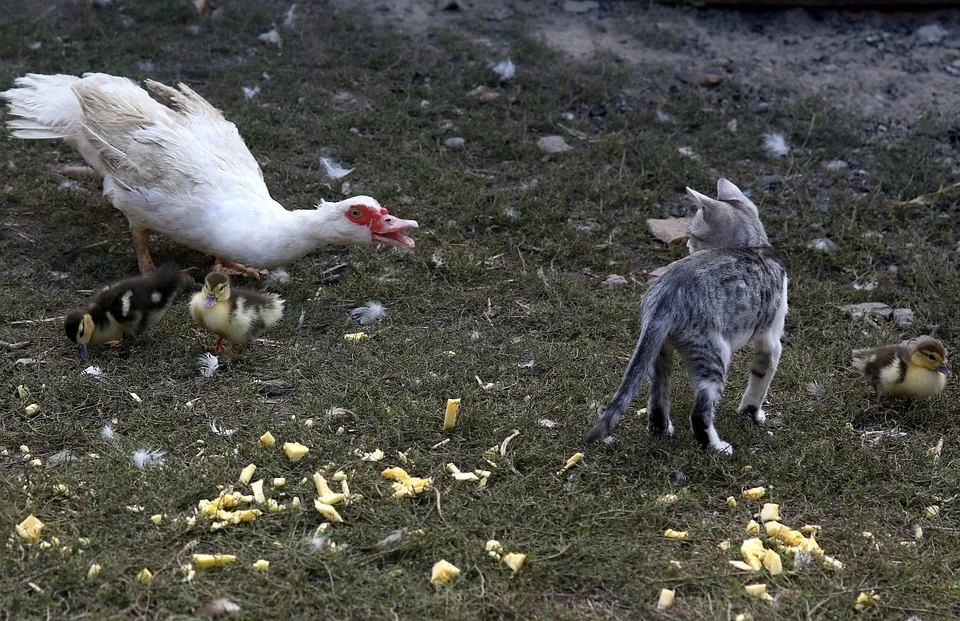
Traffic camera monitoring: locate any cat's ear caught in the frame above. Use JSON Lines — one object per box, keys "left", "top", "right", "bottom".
{"left": 716, "top": 178, "right": 759, "bottom": 216}
{"left": 686, "top": 187, "right": 728, "bottom": 223}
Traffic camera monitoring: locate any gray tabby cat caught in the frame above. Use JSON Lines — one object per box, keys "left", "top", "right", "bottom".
{"left": 585, "top": 178, "right": 788, "bottom": 454}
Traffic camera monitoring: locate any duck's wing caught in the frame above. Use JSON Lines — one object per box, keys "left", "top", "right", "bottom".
{"left": 72, "top": 76, "right": 271, "bottom": 202}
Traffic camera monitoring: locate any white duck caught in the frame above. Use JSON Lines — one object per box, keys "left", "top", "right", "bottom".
{"left": 1, "top": 73, "right": 419, "bottom": 276}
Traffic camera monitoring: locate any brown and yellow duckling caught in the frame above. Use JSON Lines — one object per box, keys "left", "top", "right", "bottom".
{"left": 852, "top": 336, "right": 951, "bottom": 398}
{"left": 64, "top": 263, "right": 185, "bottom": 358}
{"left": 190, "top": 272, "right": 284, "bottom": 353}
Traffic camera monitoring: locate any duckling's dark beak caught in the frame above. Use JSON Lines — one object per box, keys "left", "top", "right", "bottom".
{"left": 938, "top": 362, "right": 951, "bottom": 376}
{"left": 79, "top": 344, "right": 89, "bottom": 359}
{"left": 204, "top": 294, "right": 217, "bottom": 308}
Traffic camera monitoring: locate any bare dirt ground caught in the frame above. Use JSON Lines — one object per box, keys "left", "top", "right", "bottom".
{"left": 356, "top": 0, "right": 960, "bottom": 127}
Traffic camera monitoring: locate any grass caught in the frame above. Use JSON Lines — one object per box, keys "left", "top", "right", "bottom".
{"left": 2, "top": 1, "right": 960, "bottom": 619}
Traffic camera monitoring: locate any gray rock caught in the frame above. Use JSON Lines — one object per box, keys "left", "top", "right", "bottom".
{"left": 892, "top": 308, "right": 915, "bottom": 326}
{"left": 538, "top": 135, "right": 573, "bottom": 154}
{"left": 839, "top": 302, "right": 892, "bottom": 321}
{"left": 443, "top": 137, "right": 465, "bottom": 149}
{"left": 601, "top": 274, "right": 628, "bottom": 290}
{"left": 916, "top": 23, "right": 949, "bottom": 45}
{"left": 562, "top": 0, "right": 599, "bottom": 13}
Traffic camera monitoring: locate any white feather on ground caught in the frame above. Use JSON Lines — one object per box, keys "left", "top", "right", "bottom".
{"left": 258, "top": 28, "right": 282, "bottom": 47}
{"left": 47, "top": 449, "right": 80, "bottom": 467}
{"left": 282, "top": 4, "right": 297, "bottom": 29}
{"left": 197, "top": 353, "right": 219, "bottom": 378}
{"left": 762, "top": 133, "right": 790, "bottom": 157}
{"left": 82, "top": 366, "right": 103, "bottom": 378}
{"left": 101, "top": 424, "right": 116, "bottom": 441}
{"left": 320, "top": 157, "right": 354, "bottom": 179}
{"left": 131, "top": 449, "right": 166, "bottom": 469}
{"left": 242, "top": 86, "right": 261, "bottom": 100}
{"left": 264, "top": 269, "right": 290, "bottom": 286}
{"left": 491, "top": 58, "right": 516, "bottom": 81}
{"left": 210, "top": 419, "right": 237, "bottom": 437}
{"left": 350, "top": 301, "right": 386, "bottom": 326}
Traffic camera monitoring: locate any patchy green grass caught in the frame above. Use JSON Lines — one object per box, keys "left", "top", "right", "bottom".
{"left": 2, "top": 1, "right": 959, "bottom": 619}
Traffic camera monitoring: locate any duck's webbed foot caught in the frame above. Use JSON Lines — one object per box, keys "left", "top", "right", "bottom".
{"left": 212, "top": 257, "right": 261, "bottom": 279}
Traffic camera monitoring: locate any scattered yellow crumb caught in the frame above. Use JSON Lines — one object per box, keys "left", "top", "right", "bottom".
{"left": 150, "top": 514, "right": 163, "bottom": 525}
{"left": 381, "top": 467, "right": 409, "bottom": 481}
{"left": 360, "top": 449, "right": 385, "bottom": 462}
{"left": 137, "top": 568, "right": 153, "bottom": 584}
{"left": 253, "top": 559, "right": 270, "bottom": 572}
{"left": 24, "top": 403, "right": 40, "bottom": 415}
{"left": 344, "top": 332, "right": 369, "bottom": 341}
{"left": 744, "top": 583, "right": 772, "bottom": 601}
{"left": 259, "top": 431, "right": 276, "bottom": 447}
{"left": 430, "top": 559, "right": 460, "bottom": 585}
{"left": 314, "top": 500, "right": 343, "bottom": 523}
{"left": 87, "top": 563, "right": 101, "bottom": 580}
{"left": 656, "top": 588, "right": 676, "bottom": 610}
{"left": 746, "top": 520, "right": 760, "bottom": 535}
{"left": 193, "top": 554, "right": 237, "bottom": 569}
{"left": 656, "top": 494, "right": 679, "bottom": 506}
{"left": 726, "top": 496, "right": 737, "bottom": 509}
{"left": 762, "top": 549, "right": 782, "bottom": 575}
{"left": 854, "top": 590, "right": 881, "bottom": 611}
{"left": 502, "top": 552, "right": 526, "bottom": 573}
{"left": 251, "top": 480, "right": 266, "bottom": 505}
{"left": 663, "top": 529, "right": 688, "bottom": 539}
{"left": 925, "top": 505, "right": 940, "bottom": 518}
{"left": 718, "top": 540, "right": 731, "bottom": 551}
{"left": 239, "top": 464, "right": 257, "bottom": 485}
{"left": 283, "top": 442, "right": 309, "bottom": 462}
{"left": 444, "top": 398, "right": 461, "bottom": 431}
{"left": 742, "top": 487, "right": 766, "bottom": 501}
{"left": 759, "top": 504, "right": 780, "bottom": 523}
{"left": 273, "top": 478, "right": 286, "bottom": 487}
{"left": 16, "top": 515, "right": 44, "bottom": 542}
{"left": 556, "top": 452, "right": 584, "bottom": 476}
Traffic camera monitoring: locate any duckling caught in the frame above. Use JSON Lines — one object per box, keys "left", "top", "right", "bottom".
{"left": 64, "top": 263, "right": 185, "bottom": 358}
{"left": 190, "top": 272, "right": 284, "bottom": 352}
{"left": 852, "top": 336, "right": 951, "bottom": 398}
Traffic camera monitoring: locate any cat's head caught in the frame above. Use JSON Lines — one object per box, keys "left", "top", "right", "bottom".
{"left": 685, "top": 179, "right": 770, "bottom": 253}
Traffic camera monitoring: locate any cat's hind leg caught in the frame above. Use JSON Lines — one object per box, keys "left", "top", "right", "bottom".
{"left": 648, "top": 343, "right": 675, "bottom": 436}
{"left": 738, "top": 316, "right": 785, "bottom": 425}
{"left": 684, "top": 339, "right": 733, "bottom": 454}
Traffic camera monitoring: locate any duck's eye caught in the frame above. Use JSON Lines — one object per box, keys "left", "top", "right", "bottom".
{"left": 350, "top": 209, "right": 361, "bottom": 218}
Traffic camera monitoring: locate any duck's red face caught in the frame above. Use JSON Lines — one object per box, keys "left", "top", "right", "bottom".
{"left": 345, "top": 203, "right": 419, "bottom": 248}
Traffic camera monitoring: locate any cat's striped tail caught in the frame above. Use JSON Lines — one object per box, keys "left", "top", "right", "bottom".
{"left": 585, "top": 316, "right": 671, "bottom": 443}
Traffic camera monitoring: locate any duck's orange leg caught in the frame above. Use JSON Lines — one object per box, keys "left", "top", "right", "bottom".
{"left": 194, "top": 0, "right": 210, "bottom": 16}
{"left": 212, "top": 257, "right": 261, "bottom": 279}
{"left": 131, "top": 228, "right": 155, "bottom": 274}
{"left": 213, "top": 336, "right": 225, "bottom": 352}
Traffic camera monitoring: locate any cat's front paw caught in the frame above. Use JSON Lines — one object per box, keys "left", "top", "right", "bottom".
{"left": 709, "top": 440, "right": 734, "bottom": 455}
{"left": 739, "top": 404, "right": 766, "bottom": 425}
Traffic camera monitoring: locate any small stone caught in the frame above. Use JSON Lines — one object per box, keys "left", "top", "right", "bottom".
{"left": 916, "top": 23, "right": 949, "bottom": 45}
{"left": 479, "top": 91, "right": 500, "bottom": 103}
{"left": 443, "top": 137, "right": 465, "bottom": 149}
{"left": 562, "top": 0, "right": 599, "bottom": 13}
{"left": 727, "top": 119, "right": 738, "bottom": 133}
{"left": 601, "top": 274, "right": 628, "bottom": 290}
{"left": 537, "top": 136, "right": 572, "bottom": 154}
{"left": 647, "top": 218, "right": 692, "bottom": 245}
{"left": 892, "top": 308, "right": 915, "bottom": 327}
{"left": 758, "top": 173, "right": 782, "bottom": 190}
{"left": 808, "top": 238, "right": 838, "bottom": 253}
{"left": 824, "top": 160, "right": 848, "bottom": 171}
{"left": 839, "top": 302, "right": 892, "bottom": 321}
